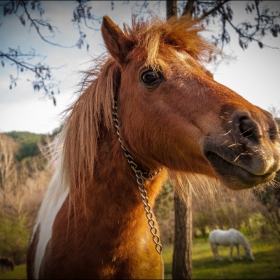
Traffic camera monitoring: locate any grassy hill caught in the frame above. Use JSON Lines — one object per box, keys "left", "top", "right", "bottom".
{"left": 6, "top": 131, "right": 46, "bottom": 161}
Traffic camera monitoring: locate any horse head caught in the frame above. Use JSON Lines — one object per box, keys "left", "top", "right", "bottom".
{"left": 245, "top": 246, "right": 255, "bottom": 261}
{"left": 101, "top": 15, "right": 280, "bottom": 191}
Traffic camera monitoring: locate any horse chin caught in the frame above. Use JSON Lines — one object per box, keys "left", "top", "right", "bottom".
{"left": 205, "top": 151, "right": 275, "bottom": 190}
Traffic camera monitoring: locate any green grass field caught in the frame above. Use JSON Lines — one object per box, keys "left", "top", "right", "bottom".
{"left": 163, "top": 237, "right": 280, "bottom": 279}
{"left": 1, "top": 237, "right": 279, "bottom": 279}
{"left": 0, "top": 264, "right": 26, "bottom": 279}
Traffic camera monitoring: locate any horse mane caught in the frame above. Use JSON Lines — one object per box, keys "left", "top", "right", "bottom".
{"left": 60, "top": 57, "right": 120, "bottom": 207}
{"left": 53, "top": 16, "right": 220, "bottom": 207}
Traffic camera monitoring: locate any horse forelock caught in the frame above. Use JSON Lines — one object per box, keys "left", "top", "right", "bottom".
{"left": 124, "top": 16, "right": 220, "bottom": 71}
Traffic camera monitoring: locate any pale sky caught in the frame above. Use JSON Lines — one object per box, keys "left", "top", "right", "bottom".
{"left": 0, "top": 1, "right": 279, "bottom": 134}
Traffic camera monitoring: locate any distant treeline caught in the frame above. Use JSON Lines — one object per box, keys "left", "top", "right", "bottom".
{"left": 6, "top": 131, "right": 46, "bottom": 161}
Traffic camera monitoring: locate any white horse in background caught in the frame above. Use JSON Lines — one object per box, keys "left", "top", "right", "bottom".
{"left": 209, "top": 228, "right": 254, "bottom": 261}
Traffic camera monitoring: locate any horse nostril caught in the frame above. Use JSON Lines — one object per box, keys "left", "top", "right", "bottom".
{"left": 238, "top": 117, "right": 259, "bottom": 143}
{"left": 239, "top": 117, "right": 253, "bottom": 137}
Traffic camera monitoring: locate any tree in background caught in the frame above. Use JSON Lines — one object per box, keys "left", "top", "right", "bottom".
{"left": 0, "top": 132, "right": 51, "bottom": 264}
{"left": 192, "top": 187, "right": 261, "bottom": 236}
{"left": 154, "top": 182, "right": 175, "bottom": 245}
{"left": 0, "top": 213, "right": 30, "bottom": 264}
{"left": 254, "top": 174, "right": 280, "bottom": 241}
{"left": 0, "top": 134, "right": 18, "bottom": 214}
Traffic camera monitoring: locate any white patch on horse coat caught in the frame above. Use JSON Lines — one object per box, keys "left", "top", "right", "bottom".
{"left": 31, "top": 154, "right": 69, "bottom": 279}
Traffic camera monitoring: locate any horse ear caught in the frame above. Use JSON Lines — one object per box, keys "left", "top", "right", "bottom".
{"left": 101, "top": 16, "right": 132, "bottom": 67}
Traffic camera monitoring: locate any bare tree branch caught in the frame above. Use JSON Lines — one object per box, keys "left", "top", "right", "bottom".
{"left": 217, "top": 2, "right": 280, "bottom": 50}
{"left": 71, "top": 0, "right": 103, "bottom": 50}
{"left": 0, "top": 0, "right": 103, "bottom": 101}
{"left": 197, "top": 0, "right": 230, "bottom": 21}
{"left": 0, "top": 47, "right": 62, "bottom": 105}
{"left": 1, "top": 0, "right": 76, "bottom": 48}
{"left": 183, "top": 0, "right": 280, "bottom": 51}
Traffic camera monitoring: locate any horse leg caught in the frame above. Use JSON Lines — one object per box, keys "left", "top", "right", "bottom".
{"left": 228, "top": 245, "right": 233, "bottom": 261}
{"left": 236, "top": 245, "right": 242, "bottom": 260}
{"left": 211, "top": 243, "right": 220, "bottom": 260}
{"left": 213, "top": 244, "right": 222, "bottom": 261}
{"left": 210, "top": 242, "right": 217, "bottom": 260}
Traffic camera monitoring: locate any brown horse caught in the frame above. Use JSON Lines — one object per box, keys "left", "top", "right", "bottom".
{"left": 0, "top": 257, "right": 15, "bottom": 272}
{"left": 26, "top": 15, "right": 280, "bottom": 279}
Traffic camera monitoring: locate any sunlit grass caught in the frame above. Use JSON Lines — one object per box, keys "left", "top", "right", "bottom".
{"left": 0, "top": 264, "right": 26, "bottom": 279}
{"left": 162, "top": 244, "right": 173, "bottom": 279}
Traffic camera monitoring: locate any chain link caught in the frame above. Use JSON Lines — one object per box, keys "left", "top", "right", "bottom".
{"left": 112, "top": 101, "right": 163, "bottom": 254}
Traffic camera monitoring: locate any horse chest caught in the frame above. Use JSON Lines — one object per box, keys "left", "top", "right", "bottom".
{"left": 38, "top": 230, "right": 163, "bottom": 279}
{"left": 34, "top": 193, "right": 163, "bottom": 279}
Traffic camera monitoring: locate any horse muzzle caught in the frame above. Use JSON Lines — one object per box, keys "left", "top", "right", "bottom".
{"left": 204, "top": 110, "right": 280, "bottom": 189}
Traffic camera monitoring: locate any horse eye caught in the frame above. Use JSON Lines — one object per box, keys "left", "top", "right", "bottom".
{"left": 141, "top": 70, "right": 163, "bottom": 85}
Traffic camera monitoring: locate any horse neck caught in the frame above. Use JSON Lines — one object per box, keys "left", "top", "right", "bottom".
{"left": 71, "top": 125, "right": 167, "bottom": 231}
{"left": 236, "top": 231, "right": 250, "bottom": 250}
{"left": 92, "top": 126, "right": 165, "bottom": 205}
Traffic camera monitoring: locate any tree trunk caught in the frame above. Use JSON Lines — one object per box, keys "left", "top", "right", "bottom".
{"left": 166, "top": 1, "right": 193, "bottom": 279}
{"left": 166, "top": 0, "right": 177, "bottom": 18}
{"left": 172, "top": 189, "right": 192, "bottom": 279}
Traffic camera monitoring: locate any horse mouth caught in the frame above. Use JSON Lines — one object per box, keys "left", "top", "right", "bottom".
{"left": 205, "top": 151, "right": 274, "bottom": 189}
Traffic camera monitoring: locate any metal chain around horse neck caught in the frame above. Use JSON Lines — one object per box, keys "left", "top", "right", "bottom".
{"left": 112, "top": 101, "right": 163, "bottom": 254}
